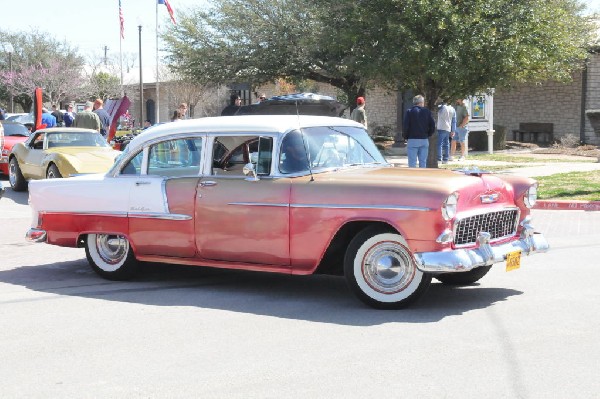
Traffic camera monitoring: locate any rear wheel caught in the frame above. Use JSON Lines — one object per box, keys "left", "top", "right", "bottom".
{"left": 435, "top": 266, "right": 492, "bottom": 285}
{"left": 85, "top": 233, "right": 138, "bottom": 280}
{"left": 46, "top": 164, "right": 62, "bottom": 179}
{"left": 8, "top": 157, "right": 27, "bottom": 191}
{"left": 344, "top": 226, "right": 431, "bottom": 309}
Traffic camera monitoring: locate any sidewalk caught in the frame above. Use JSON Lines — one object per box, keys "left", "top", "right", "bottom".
{"left": 383, "top": 148, "right": 600, "bottom": 211}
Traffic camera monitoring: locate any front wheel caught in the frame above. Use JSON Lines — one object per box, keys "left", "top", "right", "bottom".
{"left": 85, "top": 233, "right": 138, "bottom": 280}
{"left": 344, "top": 226, "right": 431, "bottom": 309}
{"left": 8, "top": 157, "right": 27, "bottom": 191}
{"left": 435, "top": 266, "right": 492, "bottom": 285}
{"left": 46, "top": 164, "right": 62, "bottom": 179}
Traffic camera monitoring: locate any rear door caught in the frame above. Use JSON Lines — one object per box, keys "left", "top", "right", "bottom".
{"left": 195, "top": 135, "right": 291, "bottom": 266}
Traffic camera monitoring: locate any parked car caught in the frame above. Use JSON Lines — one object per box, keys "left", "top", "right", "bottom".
{"left": 8, "top": 127, "right": 121, "bottom": 191}
{"left": 0, "top": 121, "right": 30, "bottom": 176}
{"left": 25, "top": 115, "right": 549, "bottom": 309}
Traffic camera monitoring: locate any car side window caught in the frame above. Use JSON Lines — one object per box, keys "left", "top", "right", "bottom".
{"left": 148, "top": 138, "right": 203, "bottom": 177}
{"left": 211, "top": 136, "right": 272, "bottom": 176}
{"left": 121, "top": 150, "right": 144, "bottom": 175}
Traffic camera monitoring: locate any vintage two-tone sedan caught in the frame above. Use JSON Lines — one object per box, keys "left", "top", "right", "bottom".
{"left": 26, "top": 115, "right": 549, "bottom": 309}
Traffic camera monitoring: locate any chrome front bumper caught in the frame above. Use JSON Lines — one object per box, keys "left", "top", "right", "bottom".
{"left": 414, "top": 220, "right": 549, "bottom": 273}
{"left": 26, "top": 228, "right": 47, "bottom": 242}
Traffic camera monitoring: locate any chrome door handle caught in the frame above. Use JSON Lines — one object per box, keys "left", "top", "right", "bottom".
{"left": 135, "top": 181, "right": 151, "bottom": 185}
{"left": 200, "top": 180, "right": 217, "bottom": 187}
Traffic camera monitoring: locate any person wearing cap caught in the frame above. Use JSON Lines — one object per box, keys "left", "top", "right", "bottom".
{"left": 351, "top": 96, "right": 368, "bottom": 129}
{"left": 93, "top": 98, "right": 111, "bottom": 136}
{"left": 73, "top": 101, "right": 102, "bottom": 132}
{"left": 41, "top": 107, "right": 57, "bottom": 128}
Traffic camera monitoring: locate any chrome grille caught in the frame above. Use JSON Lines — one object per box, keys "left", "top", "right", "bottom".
{"left": 454, "top": 209, "right": 519, "bottom": 246}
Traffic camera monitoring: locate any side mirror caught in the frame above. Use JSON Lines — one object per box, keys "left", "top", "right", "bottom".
{"left": 243, "top": 162, "right": 259, "bottom": 181}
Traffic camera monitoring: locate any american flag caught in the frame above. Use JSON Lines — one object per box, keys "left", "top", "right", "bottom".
{"left": 119, "top": 0, "right": 125, "bottom": 39}
{"left": 158, "top": 0, "right": 176, "bottom": 25}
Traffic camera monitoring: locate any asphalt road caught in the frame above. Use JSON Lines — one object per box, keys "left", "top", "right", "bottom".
{"left": 1, "top": 178, "right": 599, "bottom": 398}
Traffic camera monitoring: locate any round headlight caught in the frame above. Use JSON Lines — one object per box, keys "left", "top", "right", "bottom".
{"left": 442, "top": 192, "right": 459, "bottom": 220}
{"left": 524, "top": 183, "right": 538, "bottom": 208}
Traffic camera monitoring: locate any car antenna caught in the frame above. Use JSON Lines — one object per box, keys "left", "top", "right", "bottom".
{"left": 296, "top": 99, "right": 314, "bottom": 182}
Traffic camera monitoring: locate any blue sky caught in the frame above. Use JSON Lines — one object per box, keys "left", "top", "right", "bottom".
{"left": 2, "top": 0, "right": 600, "bottom": 66}
{"left": 1, "top": 0, "right": 203, "bottom": 65}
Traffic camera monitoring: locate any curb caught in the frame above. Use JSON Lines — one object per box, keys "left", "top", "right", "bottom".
{"left": 534, "top": 200, "right": 600, "bottom": 211}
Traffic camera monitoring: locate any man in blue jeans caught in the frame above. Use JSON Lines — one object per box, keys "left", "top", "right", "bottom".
{"left": 436, "top": 100, "right": 456, "bottom": 164}
{"left": 403, "top": 95, "right": 436, "bottom": 168}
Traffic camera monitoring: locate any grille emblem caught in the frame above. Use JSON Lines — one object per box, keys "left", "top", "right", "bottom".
{"left": 480, "top": 193, "right": 499, "bottom": 204}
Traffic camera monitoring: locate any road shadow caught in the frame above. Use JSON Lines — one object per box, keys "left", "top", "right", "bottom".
{"left": 0, "top": 176, "right": 28, "bottom": 205}
{"left": 0, "top": 259, "right": 523, "bottom": 326}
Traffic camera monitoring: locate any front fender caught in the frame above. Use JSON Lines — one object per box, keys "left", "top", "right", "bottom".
{"left": 46, "top": 154, "right": 77, "bottom": 177}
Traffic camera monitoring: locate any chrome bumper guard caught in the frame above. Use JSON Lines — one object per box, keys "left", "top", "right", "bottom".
{"left": 414, "top": 220, "right": 549, "bottom": 273}
{"left": 26, "top": 228, "right": 47, "bottom": 243}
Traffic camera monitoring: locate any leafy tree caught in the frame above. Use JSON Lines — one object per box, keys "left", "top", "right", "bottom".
{"left": 162, "top": 0, "right": 377, "bottom": 109}
{"left": 356, "top": 0, "right": 595, "bottom": 166}
{"left": 0, "top": 30, "right": 84, "bottom": 111}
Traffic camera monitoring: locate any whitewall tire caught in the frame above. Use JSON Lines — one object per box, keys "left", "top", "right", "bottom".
{"left": 85, "top": 233, "right": 138, "bottom": 280}
{"left": 344, "top": 226, "right": 431, "bottom": 309}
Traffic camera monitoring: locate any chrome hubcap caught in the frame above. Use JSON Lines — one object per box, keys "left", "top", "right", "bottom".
{"left": 95, "top": 235, "right": 128, "bottom": 265}
{"left": 363, "top": 241, "right": 415, "bottom": 294}
{"left": 9, "top": 161, "right": 16, "bottom": 185}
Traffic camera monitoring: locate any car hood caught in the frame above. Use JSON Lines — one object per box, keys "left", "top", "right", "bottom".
{"left": 301, "top": 166, "right": 534, "bottom": 211}
{"left": 50, "top": 147, "right": 120, "bottom": 173}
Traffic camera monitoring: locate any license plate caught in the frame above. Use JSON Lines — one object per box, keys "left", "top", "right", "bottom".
{"left": 505, "top": 250, "right": 521, "bottom": 271}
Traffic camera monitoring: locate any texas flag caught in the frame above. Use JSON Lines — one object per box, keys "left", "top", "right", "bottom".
{"left": 158, "top": 0, "right": 176, "bottom": 25}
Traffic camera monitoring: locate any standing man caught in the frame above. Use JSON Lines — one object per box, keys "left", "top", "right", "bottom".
{"left": 221, "top": 94, "right": 242, "bottom": 116}
{"left": 351, "top": 96, "right": 368, "bottom": 129}
{"left": 402, "top": 95, "right": 435, "bottom": 168}
{"left": 51, "top": 105, "right": 64, "bottom": 127}
{"left": 436, "top": 100, "right": 456, "bottom": 164}
{"left": 63, "top": 104, "right": 75, "bottom": 127}
{"left": 73, "top": 101, "right": 102, "bottom": 132}
{"left": 452, "top": 98, "right": 470, "bottom": 161}
{"left": 93, "top": 99, "right": 111, "bottom": 137}
{"left": 41, "top": 107, "right": 57, "bottom": 128}
{"left": 178, "top": 102, "right": 188, "bottom": 119}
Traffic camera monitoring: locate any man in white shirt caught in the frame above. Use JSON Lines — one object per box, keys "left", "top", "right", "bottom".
{"left": 437, "top": 101, "right": 456, "bottom": 164}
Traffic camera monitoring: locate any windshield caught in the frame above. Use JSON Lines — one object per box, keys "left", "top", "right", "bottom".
{"left": 46, "top": 131, "right": 111, "bottom": 148}
{"left": 279, "top": 125, "right": 387, "bottom": 174}
{"left": 1, "top": 123, "right": 29, "bottom": 137}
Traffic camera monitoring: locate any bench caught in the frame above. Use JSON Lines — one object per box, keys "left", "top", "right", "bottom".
{"left": 512, "top": 123, "right": 554, "bottom": 144}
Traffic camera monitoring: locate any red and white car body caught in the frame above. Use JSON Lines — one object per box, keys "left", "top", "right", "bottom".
{"left": 26, "top": 115, "right": 549, "bottom": 308}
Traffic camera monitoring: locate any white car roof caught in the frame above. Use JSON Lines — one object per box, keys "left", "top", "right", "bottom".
{"left": 129, "top": 115, "right": 362, "bottom": 148}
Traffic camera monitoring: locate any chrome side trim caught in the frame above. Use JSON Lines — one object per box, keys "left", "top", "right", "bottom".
{"left": 291, "top": 204, "right": 432, "bottom": 211}
{"left": 128, "top": 212, "right": 192, "bottom": 220}
{"left": 228, "top": 202, "right": 289, "bottom": 207}
{"left": 227, "top": 202, "right": 431, "bottom": 211}
{"left": 40, "top": 211, "right": 129, "bottom": 218}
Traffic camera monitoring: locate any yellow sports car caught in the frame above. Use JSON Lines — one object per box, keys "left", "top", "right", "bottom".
{"left": 8, "top": 128, "right": 121, "bottom": 191}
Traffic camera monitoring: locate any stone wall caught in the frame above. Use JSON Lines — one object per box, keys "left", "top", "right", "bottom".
{"left": 494, "top": 75, "right": 583, "bottom": 145}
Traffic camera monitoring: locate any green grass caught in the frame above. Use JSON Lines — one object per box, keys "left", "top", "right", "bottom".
{"left": 468, "top": 153, "right": 595, "bottom": 163}
{"left": 535, "top": 170, "right": 600, "bottom": 201}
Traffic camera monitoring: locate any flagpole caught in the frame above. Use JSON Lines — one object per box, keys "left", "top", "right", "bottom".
{"left": 156, "top": 0, "right": 160, "bottom": 123}
{"left": 119, "top": 0, "right": 124, "bottom": 96}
